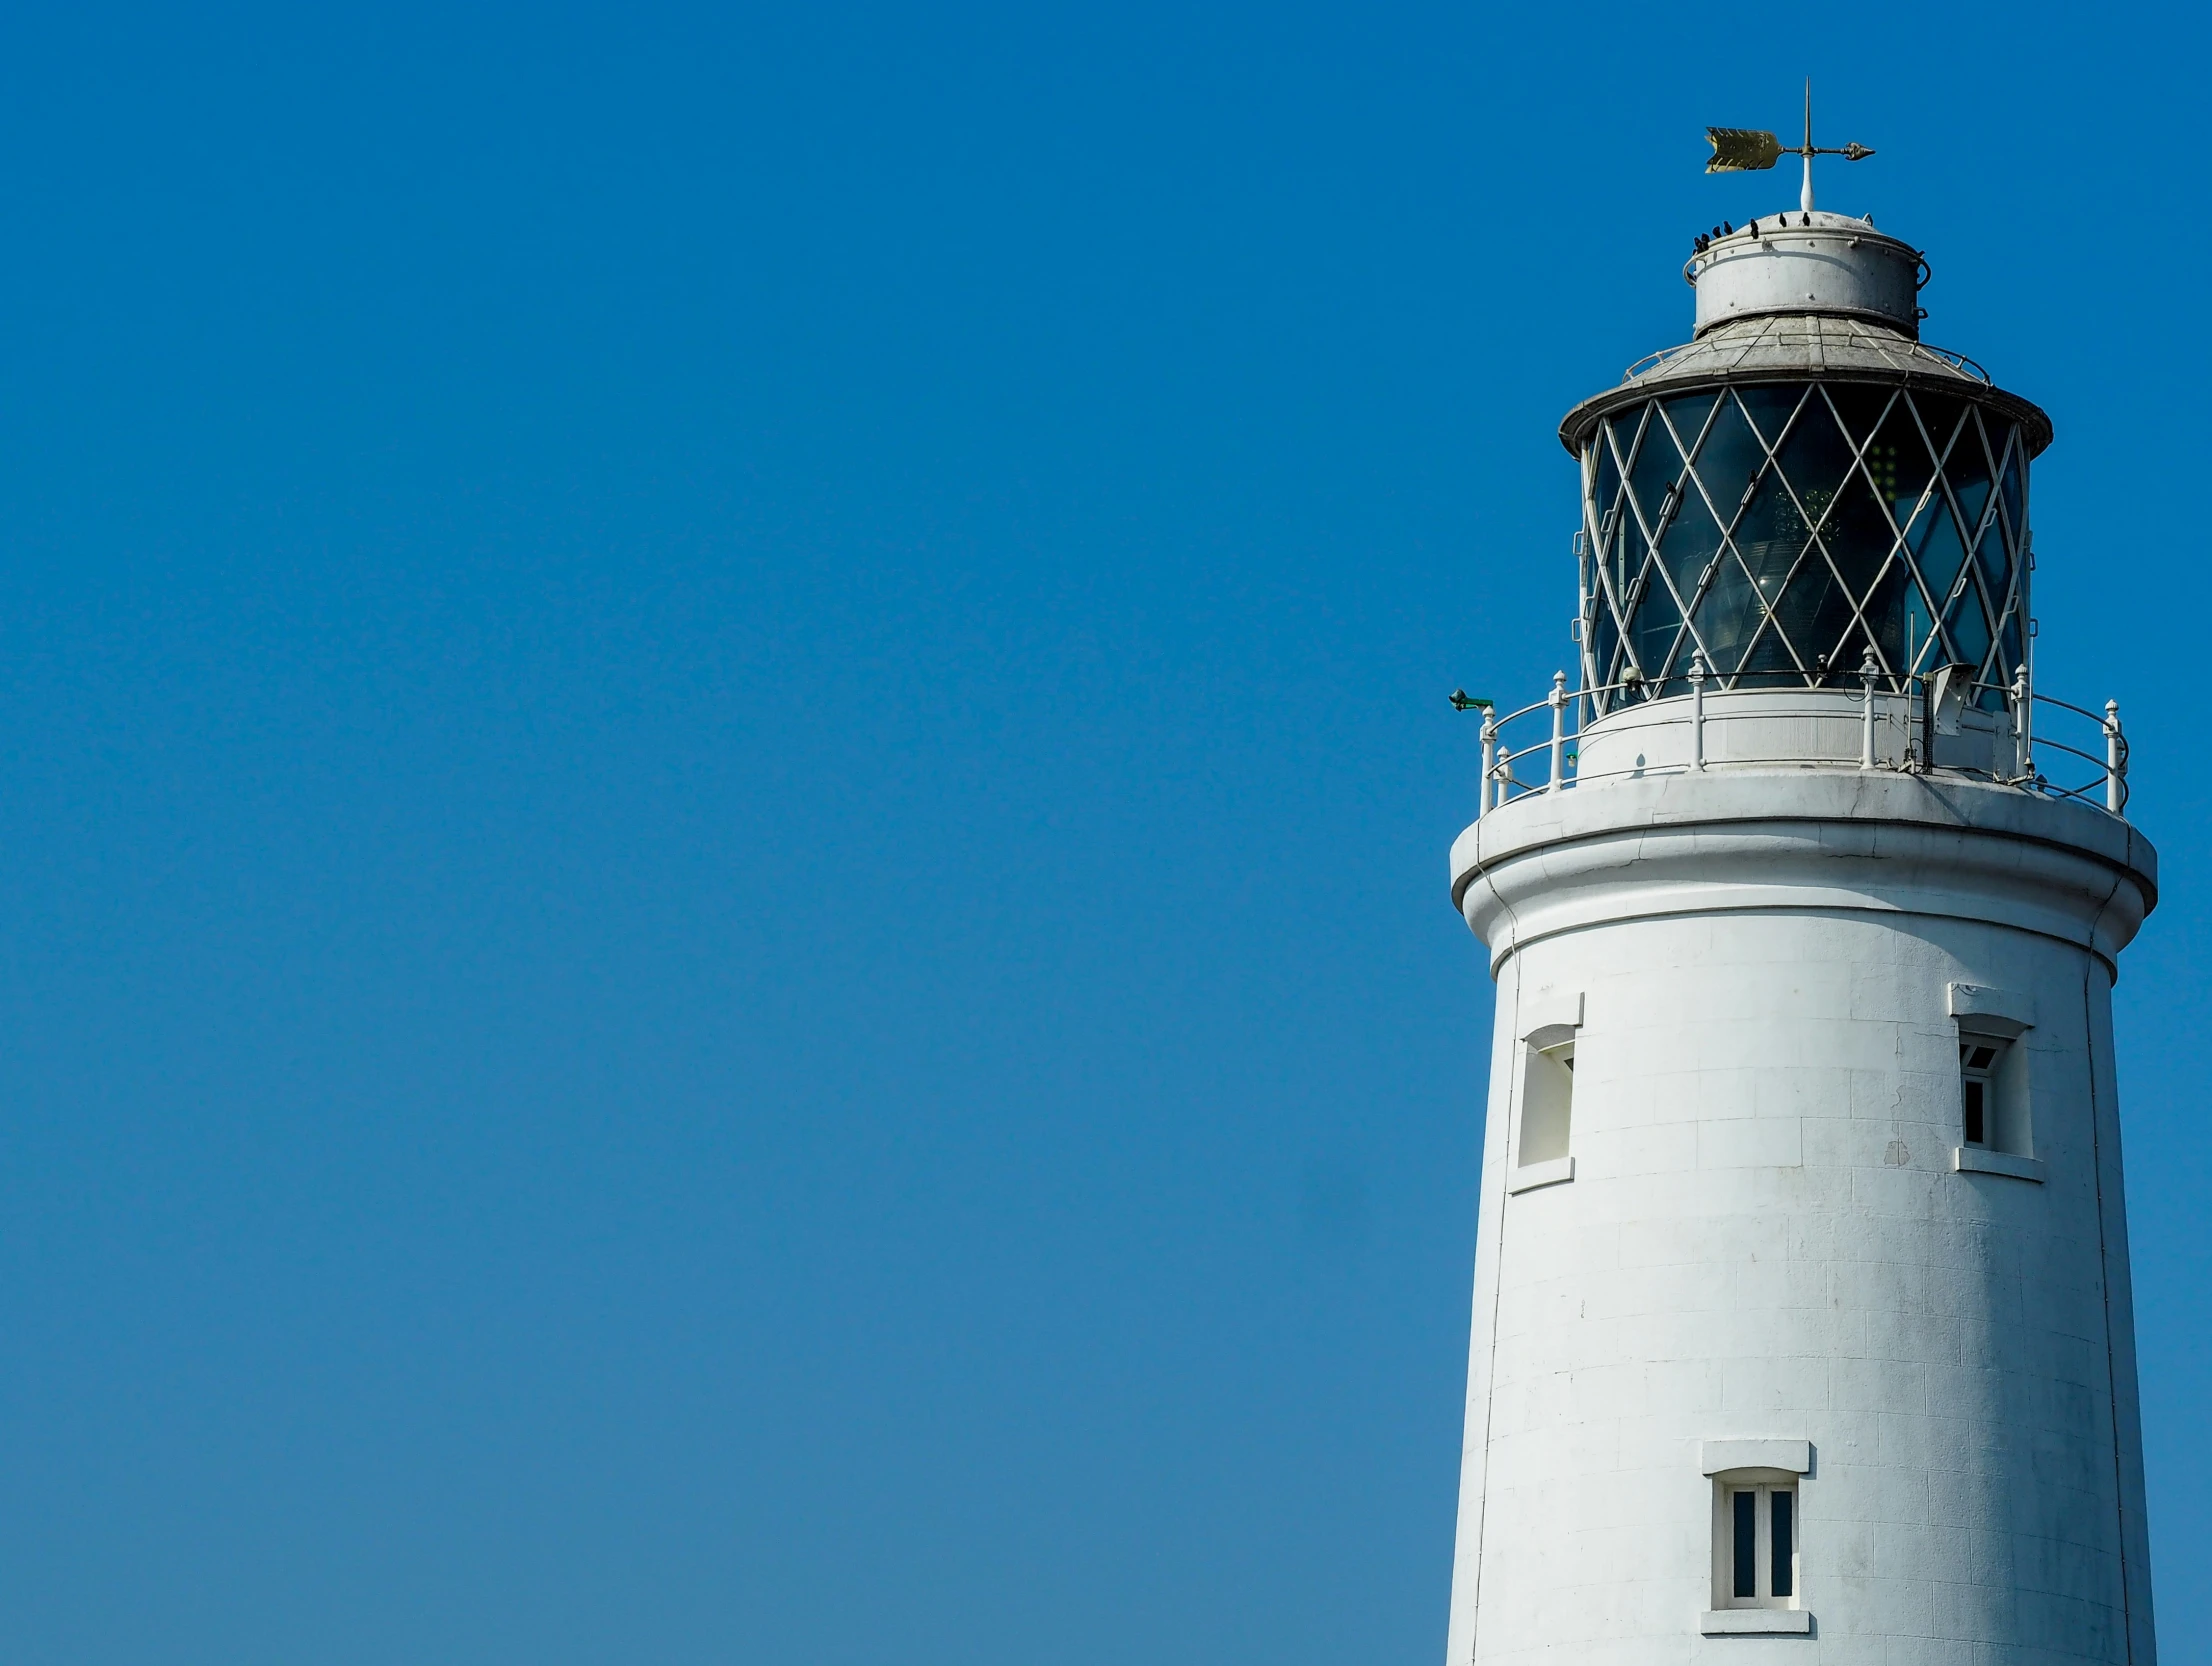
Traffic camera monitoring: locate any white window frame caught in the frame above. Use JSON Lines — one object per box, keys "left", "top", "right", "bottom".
{"left": 1958, "top": 1036, "right": 2005, "bottom": 1149}
{"left": 1947, "top": 983, "right": 2042, "bottom": 1183}
{"left": 1699, "top": 1441, "right": 1813, "bottom": 1636}
{"left": 1714, "top": 1480, "right": 1798, "bottom": 1609}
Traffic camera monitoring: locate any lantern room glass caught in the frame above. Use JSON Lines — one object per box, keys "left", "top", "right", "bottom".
{"left": 1580, "top": 382, "right": 2028, "bottom": 710}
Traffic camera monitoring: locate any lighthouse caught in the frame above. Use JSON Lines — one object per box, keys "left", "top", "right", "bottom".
{"left": 1444, "top": 150, "right": 2159, "bottom": 1663}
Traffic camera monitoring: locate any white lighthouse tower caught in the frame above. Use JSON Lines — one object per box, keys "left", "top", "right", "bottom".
{"left": 1444, "top": 167, "right": 2160, "bottom": 1664}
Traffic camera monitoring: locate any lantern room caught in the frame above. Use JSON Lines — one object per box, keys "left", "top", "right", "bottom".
{"left": 1559, "top": 214, "right": 2052, "bottom": 716}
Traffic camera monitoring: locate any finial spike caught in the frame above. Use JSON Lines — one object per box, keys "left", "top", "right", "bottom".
{"left": 1800, "top": 78, "right": 1815, "bottom": 212}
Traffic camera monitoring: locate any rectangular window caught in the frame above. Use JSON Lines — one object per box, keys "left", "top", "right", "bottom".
{"left": 1718, "top": 1483, "right": 1798, "bottom": 1609}
{"left": 1950, "top": 997, "right": 2041, "bottom": 1180}
{"left": 1509, "top": 998, "right": 1583, "bottom": 1194}
{"left": 1959, "top": 1040, "right": 1999, "bottom": 1146}
{"left": 1517, "top": 1031, "right": 1575, "bottom": 1170}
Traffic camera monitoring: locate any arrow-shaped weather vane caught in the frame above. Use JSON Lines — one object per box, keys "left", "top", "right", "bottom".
{"left": 1706, "top": 80, "right": 1873, "bottom": 213}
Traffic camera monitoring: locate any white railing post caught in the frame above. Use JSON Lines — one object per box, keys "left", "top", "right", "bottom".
{"left": 1479, "top": 719, "right": 1497, "bottom": 818}
{"left": 1688, "top": 651, "right": 1708, "bottom": 772}
{"left": 1548, "top": 670, "right": 1568, "bottom": 793}
{"left": 2011, "top": 663, "right": 2031, "bottom": 780}
{"left": 1860, "top": 646, "right": 1878, "bottom": 770}
{"left": 2105, "top": 700, "right": 2124, "bottom": 814}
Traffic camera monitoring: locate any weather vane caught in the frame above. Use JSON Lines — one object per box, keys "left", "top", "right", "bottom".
{"left": 1704, "top": 80, "right": 1873, "bottom": 213}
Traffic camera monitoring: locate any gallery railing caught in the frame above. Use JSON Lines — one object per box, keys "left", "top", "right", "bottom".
{"left": 1455, "top": 658, "right": 2128, "bottom": 820}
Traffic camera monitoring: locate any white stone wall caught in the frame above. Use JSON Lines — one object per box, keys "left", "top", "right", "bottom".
{"left": 1444, "top": 772, "right": 2157, "bottom": 1666}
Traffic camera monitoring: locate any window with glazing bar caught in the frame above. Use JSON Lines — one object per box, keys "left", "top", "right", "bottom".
{"left": 1719, "top": 1482, "right": 1797, "bottom": 1609}
{"left": 1960, "top": 1039, "right": 2003, "bottom": 1147}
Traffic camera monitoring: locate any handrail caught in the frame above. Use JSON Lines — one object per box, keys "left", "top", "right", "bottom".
{"left": 1457, "top": 668, "right": 2130, "bottom": 820}
{"left": 1619, "top": 338, "right": 1992, "bottom": 386}
{"left": 2027, "top": 691, "right": 2111, "bottom": 725}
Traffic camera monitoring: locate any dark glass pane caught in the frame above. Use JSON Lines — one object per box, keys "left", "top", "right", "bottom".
{"left": 1601, "top": 418, "right": 1654, "bottom": 632}
{"left": 1774, "top": 553, "right": 1858, "bottom": 680}
{"left": 1591, "top": 607, "right": 1623, "bottom": 694}
{"left": 1946, "top": 582, "right": 1994, "bottom": 678}
{"left": 1657, "top": 472, "right": 1727, "bottom": 641}
{"left": 1913, "top": 392, "right": 1974, "bottom": 477}
{"left": 1692, "top": 569, "right": 1755, "bottom": 682}
{"left": 1910, "top": 395, "right": 1980, "bottom": 680}
{"left": 1633, "top": 391, "right": 1761, "bottom": 694}
{"left": 1772, "top": 388, "right": 1854, "bottom": 532}
{"left": 1731, "top": 467, "right": 1809, "bottom": 580}
{"left": 1856, "top": 562, "right": 1911, "bottom": 687}
{"left": 1586, "top": 493, "right": 1629, "bottom": 693}
{"left": 1946, "top": 403, "right": 1995, "bottom": 516}
{"left": 1973, "top": 416, "right": 2018, "bottom": 598}
{"left": 1697, "top": 392, "right": 1767, "bottom": 520}
{"left": 1587, "top": 434, "right": 1633, "bottom": 692}
{"left": 1733, "top": 1490, "right": 1758, "bottom": 1600}
{"left": 1659, "top": 391, "right": 1720, "bottom": 465}
{"left": 1762, "top": 394, "right": 1862, "bottom": 682}
{"left": 1975, "top": 603, "right": 2020, "bottom": 711}
{"left": 1628, "top": 552, "right": 1685, "bottom": 687}
{"left": 1999, "top": 440, "right": 2027, "bottom": 561}
{"left": 1771, "top": 1491, "right": 1794, "bottom": 1599}
{"left": 1727, "top": 383, "right": 1807, "bottom": 694}
{"left": 1586, "top": 538, "right": 1622, "bottom": 628}
{"left": 1947, "top": 410, "right": 2001, "bottom": 635}
{"left": 1610, "top": 409, "right": 1645, "bottom": 566}
{"left": 1627, "top": 404, "right": 1689, "bottom": 558}
{"left": 1865, "top": 395, "right": 1938, "bottom": 536}
{"left": 1736, "top": 617, "right": 1804, "bottom": 686}
{"left": 1977, "top": 528, "right": 2020, "bottom": 627}
{"left": 1902, "top": 570, "right": 1941, "bottom": 678}
{"left": 1590, "top": 589, "right": 1633, "bottom": 699}
{"left": 1594, "top": 426, "right": 1626, "bottom": 567}
{"left": 1907, "top": 498, "right": 1971, "bottom": 666}
{"left": 1734, "top": 384, "right": 1808, "bottom": 452}
{"left": 1594, "top": 425, "right": 1623, "bottom": 521}
{"left": 1813, "top": 469, "right": 1899, "bottom": 660}
{"left": 1964, "top": 1079, "right": 1986, "bottom": 1145}
{"left": 1608, "top": 402, "right": 1651, "bottom": 476}
{"left": 1819, "top": 386, "right": 1909, "bottom": 594}
{"left": 1605, "top": 410, "right": 1649, "bottom": 570}
{"left": 1824, "top": 382, "right": 1897, "bottom": 453}
{"left": 1691, "top": 392, "right": 1771, "bottom": 656}
{"left": 1701, "top": 471, "right": 1803, "bottom": 679}
{"left": 1952, "top": 475, "right": 1997, "bottom": 577}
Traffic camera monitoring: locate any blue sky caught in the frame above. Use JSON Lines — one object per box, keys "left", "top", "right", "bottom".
{"left": 0, "top": 3, "right": 2202, "bottom": 1662}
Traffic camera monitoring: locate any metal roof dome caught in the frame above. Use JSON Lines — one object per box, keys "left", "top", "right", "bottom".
{"left": 1559, "top": 310, "right": 2054, "bottom": 459}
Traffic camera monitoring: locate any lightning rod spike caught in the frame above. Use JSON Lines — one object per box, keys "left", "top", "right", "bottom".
{"left": 1801, "top": 78, "right": 1815, "bottom": 213}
